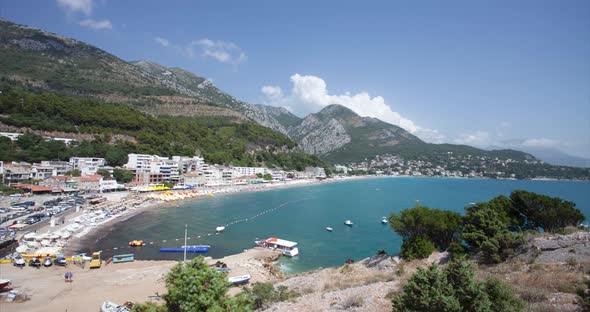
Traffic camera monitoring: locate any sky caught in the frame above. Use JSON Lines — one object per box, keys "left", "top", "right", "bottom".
{"left": 2, "top": 0, "right": 589, "bottom": 158}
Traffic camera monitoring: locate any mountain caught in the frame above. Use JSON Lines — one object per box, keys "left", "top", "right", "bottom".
{"left": 0, "top": 18, "right": 538, "bottom": 165}
{"left": 287, "top": 105, "right": 421, "bottom": 158}
{"left": 519, "top": 147, "right": 590, "bottom": 168}
{"left": 283, "top": 104, "right": 536, "bottom": 163}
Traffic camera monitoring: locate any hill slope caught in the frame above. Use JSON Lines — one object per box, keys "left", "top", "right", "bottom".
{"left": 0, "top": 18, "right": 551, "bottom": 167}
{"left": 286, "top": 104, "right": 536, "bottom": 163}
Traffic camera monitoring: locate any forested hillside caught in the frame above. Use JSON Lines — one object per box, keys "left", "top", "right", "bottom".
{"left": 0, "top": 85, "right": 325, "bottom": 170}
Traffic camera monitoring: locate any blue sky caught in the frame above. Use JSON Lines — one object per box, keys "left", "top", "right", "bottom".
{"left": 2, "top": 0, "right": 589, "bottom": 157}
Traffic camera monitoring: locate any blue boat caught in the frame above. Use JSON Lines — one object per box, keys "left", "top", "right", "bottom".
{"left": 112, "top": 254, "right": 135, "bottom": 263}
{"left": 159, "top": 245, "right": 210, "bottom": 253}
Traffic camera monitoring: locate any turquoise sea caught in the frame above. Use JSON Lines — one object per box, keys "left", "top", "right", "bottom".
{"left": 82, "top": 177, "right": 590, "bottom": 273}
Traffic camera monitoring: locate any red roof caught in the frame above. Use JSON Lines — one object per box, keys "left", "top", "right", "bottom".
{"left": 13, "top": 184, "right": 56, "bottom": 192}
{"left": 78, "top": 174, "right": 102, "bottom": 182}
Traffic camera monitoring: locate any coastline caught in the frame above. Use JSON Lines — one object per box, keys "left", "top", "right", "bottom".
{"left": 60, "top": 176, "right": 371, "bottom": 256}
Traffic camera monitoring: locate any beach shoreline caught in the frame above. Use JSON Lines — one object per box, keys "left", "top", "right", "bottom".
{"left": 57, "top": 176, "right": 373, "bottom": 257}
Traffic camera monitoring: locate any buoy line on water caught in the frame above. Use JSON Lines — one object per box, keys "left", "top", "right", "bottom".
{"left": 93, "top": 196, "right": 314, "bottom": 253}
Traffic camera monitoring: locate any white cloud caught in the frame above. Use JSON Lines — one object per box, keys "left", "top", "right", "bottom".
{"left": 78, "top": 19, "right": 112, "bottom": 30}
{"left": 453, "top": 131, "right": 494, "bottom": 147}
{"left": 190, "top": 39, "right": 247, "bottom": 65}
{"left": 57, "top": 0, "right": 94, "bottom": 15}
{"left": 261, "top": 86, "right": 283, "bottom": 99}
{"left": 154, "top": 37, "right": 170, "bottom": 47}
{"left": 155, "top": 38, "right": 247, "bottom": 66}
{"left": 260, "top": 74, "right": 448, "bottom": 141}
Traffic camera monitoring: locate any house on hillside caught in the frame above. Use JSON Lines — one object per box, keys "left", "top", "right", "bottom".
{"left": 2, "top": 163, "right": 31, "bottom": 186}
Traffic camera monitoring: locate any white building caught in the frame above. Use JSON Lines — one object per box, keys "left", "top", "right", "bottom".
{"left": 40, "top": 160, "right": 72, "bottom": 176}
{"left": 334, "top": 165, "right": 349, "bottom": 175}
{"left": 69, "top": 157, "right": 106, "bottom": 176}
{"left": 232, "top": 166, "right": 269, "bottom": 178}
{"left": 30, "top": 164, "right": 54, "bottom": 180}
{"left": 172, "top": 156, "right": 205, "bottom": 173}
{"left": 126, "top": 154, "right": 183, "bottom": 183}
{"left": 99, "top": 179, "right": 123, "bottom": 192}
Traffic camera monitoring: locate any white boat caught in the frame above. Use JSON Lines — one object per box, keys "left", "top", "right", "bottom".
{"left": 381, "top": 217, "right": 388, "bottom": 224}
{"left": 101, "top": 301, "right": 129, "bottom": 312}
{"left": 344, "top": 220, "right": 353, "bottom": 226}
{"left": 326, "top": 227, "right": 333, "bottom": 232}
{"left": 216, "top": 226, "right": 225, "bottom": 233}
{"left": 228, "top": 274, "right": 251, "bottom": 285}
{"left": 255, "top": 237, "right": 299, "bottom": 256}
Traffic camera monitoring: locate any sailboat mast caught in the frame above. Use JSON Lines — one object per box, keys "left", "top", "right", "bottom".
{"left": 183, "top": 224, "right": 187, "bottom": 262}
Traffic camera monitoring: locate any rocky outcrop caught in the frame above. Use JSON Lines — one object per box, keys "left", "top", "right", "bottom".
{"left": 519, "top": 231, "right": 590, "bottom": 264}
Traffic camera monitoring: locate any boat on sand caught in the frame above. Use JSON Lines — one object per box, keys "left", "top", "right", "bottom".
{"left": 228, "top": 274, "right": 251, "bottom": 285}
{"left": 101, "top": 301, "right": 129, "bottom": 312}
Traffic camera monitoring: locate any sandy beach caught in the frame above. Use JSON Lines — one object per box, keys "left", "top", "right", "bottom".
{"left": 0, "top": 247, "right": 281, "bottom": 312}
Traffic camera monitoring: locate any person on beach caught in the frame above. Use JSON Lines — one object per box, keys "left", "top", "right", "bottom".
{"left": 65, "top": 271, "right": 73, "bottom": 282}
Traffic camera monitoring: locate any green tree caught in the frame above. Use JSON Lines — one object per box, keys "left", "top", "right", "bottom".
{"left": 392, "top": 258, "right": 524, "bottom": 312}
{"left": 162, "top": 257, "right": 252, "bottom": 312}
{"left": 462, "top": 205, "right": 524, "bottom": 263}
{"left": 399, "top": 236, "right": 436, "bottom": 260}
{"left": 105, "top": 146, "right": 129, "bottom": 167}
{"left": 390, "top": 206, "right": 462, "bottom": 259}
{"left": 96, "top": 169, "right": 111, "bottom": 178}
{"left": 262, "top": 173, "right": 272, "bottom": 181}
{"left": 392, "top": 264, "right": 461, "bottom": 312}
{"left": 509, "top": 190, "right": 585, "bottom": 232}
{"left": 113, "top": 168, "right": 134, "bottom": 183}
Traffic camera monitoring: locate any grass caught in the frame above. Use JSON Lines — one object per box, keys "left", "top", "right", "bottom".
{"left": 341, "top": 295, "right": 364, "bottom": 309}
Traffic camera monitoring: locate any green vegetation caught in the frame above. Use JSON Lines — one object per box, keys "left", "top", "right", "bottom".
{"left": 462, "top": 203, "right": 525, "bottom": 263}
{"left": 577, "top": 279, "right": 590, "bottom": 311}
{"left": 509, "top": 190, "right": 585, "bottom": 232}
{"left": 244, "top": 282, "right": 298, "bottom": 310}
{"left": 389, "top": 206, "right": 462, "bottom": 260}
{"left": 131, "top": 257, "right": 252, "bottom": 312}
{"left": 0, "top": 183, "right": 24, "bottom": 195}
{"left": 390, "top": 191, "right": 585, "bottom": 263}
{"left": 113, "top": 168, "right": 134, "bottom": 183}
{"left": 391, "top": 257, "right": 524, "bottom": 312}
{"left": 0, "top": 88, "right": 326, "bottom": 170}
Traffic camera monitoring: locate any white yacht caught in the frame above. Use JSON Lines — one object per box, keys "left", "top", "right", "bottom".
{"left": 255, "top": 237, "right": 299, "bottom": 256}
{"left": 344, "top": 220, "right": 353, "bottom": 226}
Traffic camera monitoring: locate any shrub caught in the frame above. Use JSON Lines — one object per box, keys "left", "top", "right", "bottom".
{"left": 400, "top": 236, "right": 436, "bottom": 260}
{"left": 392, "top": 258, "right": 524, "bottom": 312}
{"left": 162, "top": 257, "right": 253, "bottom": 312}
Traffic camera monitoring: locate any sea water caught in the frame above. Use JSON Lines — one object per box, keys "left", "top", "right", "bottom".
{"left": 83, "top": 177, "right": 590, "bottom": 273}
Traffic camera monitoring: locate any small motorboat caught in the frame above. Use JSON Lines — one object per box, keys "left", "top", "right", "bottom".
{"left": 0, "top": 279, "right": 11, "bottom": 290}
{"left": 101, "top": 301, "right": 130, "bottom": 312}
{"left": 326, "top": 227, "right": 333, "bottom": 232}
{"left": 216, "top": 226, "right": 225, "bottom": 233}
{"left": 43, "top": 257, "right": 52, "bottom": 267}
{"left": 29, "top": 257, "right": 41, "bottom": 268}
{"left": 228, "top": 274, "right": 251, "bottom": 285}
{"left": 13, "top": 256, "right": 26, "bottom": 267}
{"left": 54, "top": 256, "right": 67, "bottom": 266}
{"left": 128, "top": 240, "right": 144, "bottom": 247}
{"left": 381, "top": 217, "right": 388, "bottom": 224}
{"left": 159, "top": 245, "right": 210, "bottom": 253}
{"left": 344, "top": 220, "right": 353, "bottom": 226}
